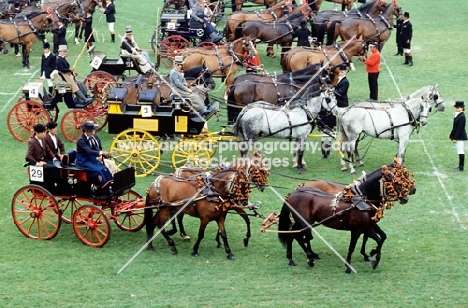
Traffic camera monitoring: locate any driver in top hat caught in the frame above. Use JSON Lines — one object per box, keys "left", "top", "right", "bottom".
{"left": 120, "top": 25, "right": 154, "bottom": 74}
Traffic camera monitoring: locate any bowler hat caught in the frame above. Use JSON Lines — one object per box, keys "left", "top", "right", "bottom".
{"left": 58, "top": 45, "right": 67, "bottom": 51}
{"left": 403, "top": 12, "right": 410, "bottom": 18}
{"left": 125, "top": 26, "right": 132, "bottom": 33}
{"left": 300, "top": 20, "right": 307, "bottom": 27}
{"left": 174, "top": 55, "right": 185, "bottom": 64}
{"left": 87, "top": 9, "right": 94, "bottom": 14}
{"left": 81, "top": 121, "right": 98, "bottom": 131}
{"left": 339, "top": 64, "right": 347, "bottom": 71}
{"left": 33, "top": 124, "right": 46, "bottom": 133}
{"left": 43, "top": 42, "right": 50, "bottom": 49}
{"left": 454, "top": 101, "right": 465, "bottom": 108}
{"left": 46, "top": 121, "right": 58, "bottom": 129}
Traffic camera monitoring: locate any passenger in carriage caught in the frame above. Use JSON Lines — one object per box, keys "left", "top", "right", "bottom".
{"left": 88, "top": 126, "right": 118, "bottom": 175}
{"left": 55, "top": 45, "right": 94, "bottom": 106}
{"left": 43, "top": 121, "right": 77, "bottom": 166}
{"left": 190, "top": 0, "right": 223, "bottom": 43}
{"left": 76, "top": 122, "right": 113, "bottom": 196}
{"left": 25, "top": 124, "right": 57, "bottom": 167}
{"left": 169, "top": 56, "right": 215, "bottom": 117}
{"left": 120, "top": 26, "right": 154, "bottom": 74}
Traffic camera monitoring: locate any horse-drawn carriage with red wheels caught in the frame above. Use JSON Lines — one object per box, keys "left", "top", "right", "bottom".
{"left": 7, "top": 76, "right": 108, "bottom": 143}
{"left": 11, "top": 166, "right": 145, "bottom": 247}
{"left": 151, "top": 0, "right": 225, "bottom": 68}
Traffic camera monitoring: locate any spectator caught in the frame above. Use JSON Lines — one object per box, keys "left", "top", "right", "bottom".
{"left": 449, "top": 101, "right": 467, "bottom": 171}
{"left": 25, "top": 124, "right": 55, "bottom": 167}
{"left": 359, "top": 42, "right": 380, "bottom": 100}
{"left": 53, "top": 20, "right": 67, "bottom": 54}
{"left": 295, "top": 20, "right": 311, "bottom": 47}
{"left": 393, "top": 14, "right": 403, "bottom": 56}
{"left": 101, "top": 0, "right": 116, "bottom": 43}
{"left": 40, "top": 42, "right": 56, "bottom": 95}
{"left": 399, "top": 11, "right": 413, "bottom": 66}
{"left": 83, "top": 9, "right": 95, "bottom": 53}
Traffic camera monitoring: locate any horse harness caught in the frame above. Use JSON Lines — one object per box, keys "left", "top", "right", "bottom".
{"left": 5, "top": 14, "right": 40, "bottom": 43}
{"left": 265, "top": 20, "right": 295, "bottom": 43}
{"left": 366, "top": 13, "right": 392, "bottom": 44}
{"left": 213, "top": 42, "right": 244, "bottom": 74}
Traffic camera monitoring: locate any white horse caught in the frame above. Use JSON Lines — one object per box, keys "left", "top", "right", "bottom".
{"left": 235, "top": 84, "right": 338, "bottom": 174}
{"left": 338, "top": 85, "right": 445, "bottom": 174}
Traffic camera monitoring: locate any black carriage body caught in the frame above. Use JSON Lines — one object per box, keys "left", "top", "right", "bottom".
{"left": 90, "top": 53, "right": 140, "bottom": 77}
{"left": 107, "top": 104, "right": 205, "bottom": 135}
{"left": 160, "top": 12, "right": 205, "bottom": 42}
{"left": 28, "top": 166, "right": 135, "bottom": 200}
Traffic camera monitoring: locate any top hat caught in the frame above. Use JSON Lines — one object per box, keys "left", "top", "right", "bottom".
{"left": 300, "top": 20, "right": 307, "bottom": 27}
{"left": 339, "top": 64, "right": 347, "bottom": 71}
{"left": 403, "top": 12, "right": 410, "bottom": 18}
{"left": 58, "top": 45, "right": 67, "bottom": 51}
{"left": 33, "top": 124, "right": 46, "bottom": 133}
{"left": 43, "top": 42, "right": 50, "bottom": 49}
{"left": 46, "top": 121, "right": 58, "bottom": 129}
{"left": 174, "top": 55, "right": 185, "bottom": 64}
{"left": 81, "top": 121, "right": 98, "bottom": 131}
{"left": 87, "top": 9, "right": 95, "bottom": 14}
{"left": 125, "top": 26, "right": 132, "bottom": 33}
{"left": 454, "top": 101, "right": 465, "bottom": 108}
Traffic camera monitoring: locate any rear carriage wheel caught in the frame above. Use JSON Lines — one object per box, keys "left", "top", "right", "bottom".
{"left": 110, "top": 129, "right": 161, "bottom": 177}
{"left": 197, "top": 42, "right": 217, "bottom": 49}
{"left": 11, "top": 184, "right": 61, "bottom": 240}
{"left": 158, "top": 35, "right": 190, "bottom": 68}
{"left": 57, "top": 197, "right": 82, "bottom": 224}
{"left": 84, "top": 71, "right": 117, "bottom": 94}
{"left": 7, "top": 100, "right": 51, "bottom": 142}
{"left": 188, "top": 127, "right": 218, "bottom": 157}
{"left": 60, "top": 109, "right": 95, "bottom": 142}
{"left": 73, "top": 204, "right": 111, "bottom": 247}
{"left": 172, "top": 140, "right": 211, "bottom": 169}
{"left": 84, "top": 96, "right": 109, "bottom": 131}
{"left": 113, "top": 190, "right": 145, "bottom": 232}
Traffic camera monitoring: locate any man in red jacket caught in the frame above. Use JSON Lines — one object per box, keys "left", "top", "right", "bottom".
{"left": 360, "top": 42, "right": 381, "bottom": 100}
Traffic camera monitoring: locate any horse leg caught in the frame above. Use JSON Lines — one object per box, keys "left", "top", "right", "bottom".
{"left": 191, "top": 218, "right": 209, "bottom": 257}
{"left": 145, "top": 207, "right": 178, "bottom": 254}
{"left": 296, "top": 138, "right": 307, "bottom": 174}
{"left": 234, "top": 206, "right": 251, "bottom": 247}
{"left": 360, "top": 233, "right": 371, "bottom": 262}
{"left": 295, "top": 228, "right": 319, "bottom": 267}
{"left": 217, "top": 216, "right": 235, "bottom": 260}
{"left": 354, "top": 139, "right": 364, "bottom": 167}
{"left": 345, "top": 230, "right": 361, "bottom": 273}
{"left": 368, "top": 224, "right": 386, "bottom": 269}
{"left": 177, "top": 212, "right": 191, "bottom": 241}
{"left": 266, "top": 43, "right": 275, "bottom": 58}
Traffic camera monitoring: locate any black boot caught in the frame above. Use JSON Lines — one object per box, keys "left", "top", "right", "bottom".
{"left": 394, "top": 47, "right": 403, "bottom": 56}
{"left": 48, "top": 87, "right": 54, "bottom": 95}
{"left": 407, "top": 56, "right": 413, "bottom": 67}
{"left": 111, "top": 33, "right": 115, "bottom": 43}
{"left": 403, "top": 56, "right": 409, "bottom": 65}
{"left": 454, "top": 154, "right": 465, "bottom": 171}
{"left": 321, "top": 140, "right": 330, "bottom": 159}
{"left": 74, "top": 90, "right": 94, "bottom": 107}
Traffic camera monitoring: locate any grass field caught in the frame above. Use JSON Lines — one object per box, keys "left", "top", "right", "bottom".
{"left": 1, "top": 0, "right": 468, "bottom": 307}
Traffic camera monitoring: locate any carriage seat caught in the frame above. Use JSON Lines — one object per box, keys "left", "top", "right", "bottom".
{"left": 108, "top": 87, "right": 128, "bottom": 101}
{"left": 138, "top": 89, "right": 158, "bottom": 103}
{"left": 50, "top": 70, "right": 73, "bottom": 93}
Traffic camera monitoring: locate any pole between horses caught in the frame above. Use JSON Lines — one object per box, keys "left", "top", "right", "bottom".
{"left": 117, "top": 187, "right": 205, "bottom": 275}
{"left": 269, "top": 186, "right": 358, "bottom": 274}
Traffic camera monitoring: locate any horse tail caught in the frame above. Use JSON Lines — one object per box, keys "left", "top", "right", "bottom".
{"left": 326, "top": 20, "right": 341, "bottom": 46}
{"left": 235, "top": 21, "right": 247, "bottom": 40}
{"left": 278, "top": 201, "right": 292, "bottom": 248}
{"left": 227, "top": 84, "right": 237, "bottom": 125}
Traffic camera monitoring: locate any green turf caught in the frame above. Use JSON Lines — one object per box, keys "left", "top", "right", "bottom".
{"left": 1, "top": 0, "right": 468, "bottom": 307}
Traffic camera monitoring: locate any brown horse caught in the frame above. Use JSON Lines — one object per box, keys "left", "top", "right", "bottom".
{"left": 236, "top": 11, "right": 310, "bottom": 59}
{"left": 180, "top": 37, "right": 258, "bottom": 97}
{"left": 314, "top": 0, "right": 357, "bottom": 12}
{"left": 224, "top": 1, "right": 295, "bottom": 41}
{"left": 144, "top": 165, "right": 252, "bottom": 259}
{"left": 0, "top": 11, "right": 52, "bottom": 68}
{"left": 312, "top": 0, "right": 387, "bottom": 45}
{"left": 329, "top": 2, "right": 402, "bottom": 49}
{"left": 281, "top": 39, "right": 367, "bottom": 71}
{"left": 277, "top": 160, "right": 415, "bottom": 273}
{"left": 232, "top": 0, "right": 278, "bottom": 11}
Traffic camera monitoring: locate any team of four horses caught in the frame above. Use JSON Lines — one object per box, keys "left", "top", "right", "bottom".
{"left": 4, "top": 0, "right": 445, "bottom": 273}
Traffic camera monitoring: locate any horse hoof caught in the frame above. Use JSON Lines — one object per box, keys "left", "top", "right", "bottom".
{"left": 288, "top": 260, "right": 297, "bottom": 266}
{"left": 358, "top": 162, "right": 364, "bottom": 167}
{"left": 345, "top": 268, "right": 353, "bottom": 274}
{"left": 191, "top": 252, "right": 199, "bottom": 257}
{"left": 371, "top": 260, "right": 378, "bottom": 270}
{"left": 227, "top": 254, "right": 236, "bottom": 260}
{"left": 243, "top": 238, "right": 249, "bottom": 247}
{"left": 146, "top": 246, "right": 154, "bottom": 251}
{"left": 350, "top": 170, "right": 356, "bottom": 175}
{"left": 217, "top": 244, "right": 224, "bottom": 249}
{"left": 341, "top": 167, "right": 348, "bottom": 172}
{"left": 307, "top": 260, "right": 315, "bottom": 267}
{"left": 363, "top": 255, "right": 371, "bottom": 262}
{"left": 171, "top": 247, "right": 178, "bottom": 254}
{"left": 312, "top": 253, "right": 321, "bottom": 260}
{"left": 183, "top": 236, "right": 191, "bottom": 242}
{"left": 298, "top": 168, "right": 306, "bottom": 174}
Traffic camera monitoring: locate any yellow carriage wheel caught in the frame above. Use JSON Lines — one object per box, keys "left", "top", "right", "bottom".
{"left": 187, "top": 128, "right": 218, "bottom": 158}
{"left": 172, "top": 140, "right": 211, "bottom": 169}
{"left": 110, "top": 129, "right": 161, "bottom": 178}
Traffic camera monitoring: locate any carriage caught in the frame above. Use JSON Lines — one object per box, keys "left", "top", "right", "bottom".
{"left": 150, "top": 0, "right": 226, "bottom": 68}
{"left": 12, "top": 165, "right": 145, "bottom": 247}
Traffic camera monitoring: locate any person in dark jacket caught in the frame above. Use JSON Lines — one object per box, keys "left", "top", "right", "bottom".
{"left": 393, "top": 15, "right": 403, "bottom": 56}
{"left": 43, "top": 121, "right": 76, "bottom": 165}
{"left": 449, "top": 101, "right": 467, "bottom": 171}
{"left": 294, "top": 20, "right": 311, "bottom": 47}
{"left": 25, "top": 124, "right": 56, "bottom": 167}
{"left": 101, "top": 0, "right": 116, "bottom": 43}
{"left": 52, "top": 20, "right": 67, "bottom": 54}
{"left": 399, "top": 12, "right": 413, "bottom": 66}
{"left": 40, "top": 42, "right": 56, "bottom": 95}
{"left": 335, "top": 63, "right": 349, "bottom": 108}
{"left": 83, "top": 9, "right": 95, "bottom": 52}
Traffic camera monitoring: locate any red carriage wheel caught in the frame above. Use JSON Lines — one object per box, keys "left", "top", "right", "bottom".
{"left": 84, "top": 96, "right": 109, "bottom": 131}
{"left": 197, "top": 42, "right": 217, "bottom": 49}
{"left": 11, "top": 184, "right": 61, "bottom": 240}
{"left": 113, "top": 190, "right": 145, "bottom": 232}
{"left": 57, "top": 197, "right": 82, "bottom": 224}
{"left": 7, "top": 100, "right": 51, "bottom": 142}
{"left": 159, "top": 35, "right": 190, "bottom": 68}
{"left": 83, "top": 70, "right": 116, "bottom": 93}
{"left": 60, "top": 109, "right": 95, "bottom": 142}
{"left": 73, "top": 204, "right": 111, "bottom": 247}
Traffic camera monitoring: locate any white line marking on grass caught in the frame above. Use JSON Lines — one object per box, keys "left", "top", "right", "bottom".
{"left": 269, "top": 186, "right": 357, "bottom": 273}
{"left": 0, "top": 69, "right": 39, "bottom": 114}
{"left": 0, "top": 92, "right": 15, "bottom": 95}
{"left": 382, "top": 55, "right": 466, "bottom": 230}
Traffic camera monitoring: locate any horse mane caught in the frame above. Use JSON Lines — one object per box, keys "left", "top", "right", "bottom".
{"left": 356, "top": 0, "right": 381, "bottom": 14}
{"left": 24, "top": 11, "right": 47, "bottom": 20}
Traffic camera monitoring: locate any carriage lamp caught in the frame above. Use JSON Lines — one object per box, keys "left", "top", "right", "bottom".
{"left": 67, "top": 176, "right": 77, "bottom": 185}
